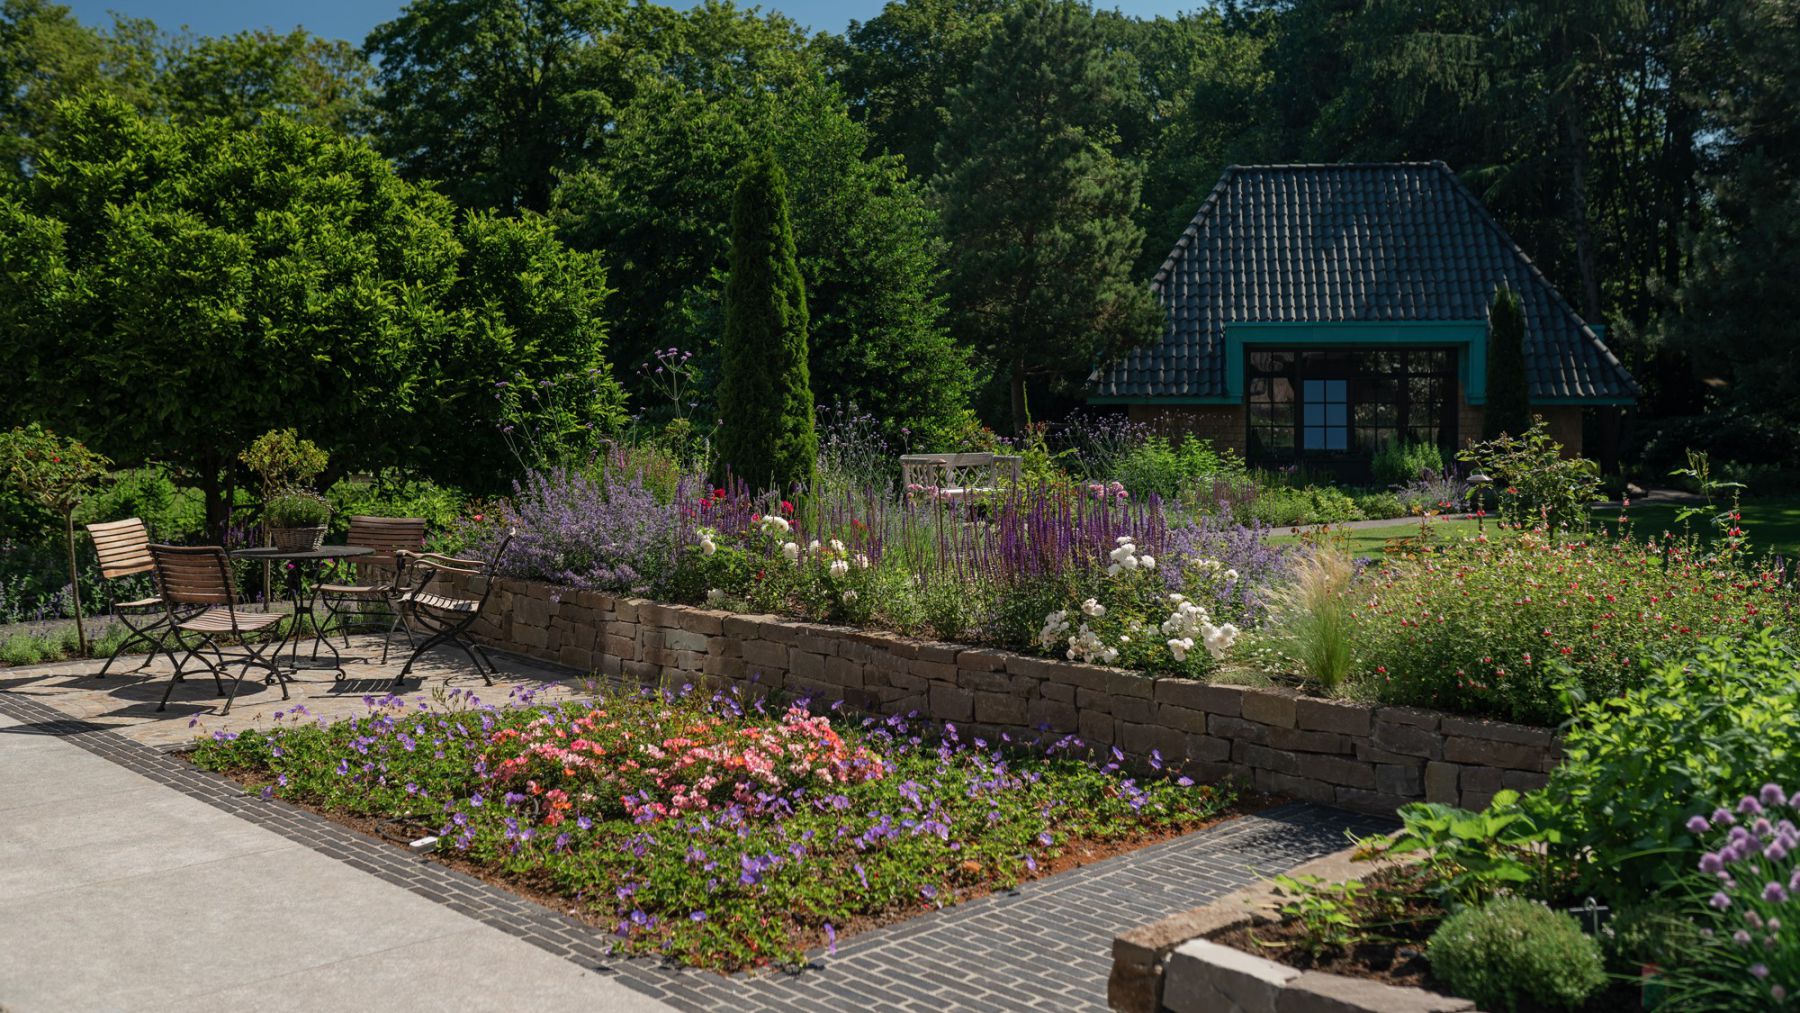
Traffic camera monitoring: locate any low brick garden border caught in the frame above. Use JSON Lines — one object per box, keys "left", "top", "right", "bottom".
{"left": 458, "top": 576, "right": 1558, "bottom": 814}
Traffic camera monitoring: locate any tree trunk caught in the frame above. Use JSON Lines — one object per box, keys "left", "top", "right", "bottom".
{"left": 1009, "top": 362, "right": 1029, "bottom": 437}
{"left": 200, "top": 454, "right": 228, "bottom": 545}
{"left": 64, "top": 507, "right": 86, "bottom": 655}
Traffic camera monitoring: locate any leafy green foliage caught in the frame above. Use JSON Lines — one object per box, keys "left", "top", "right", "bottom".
{"left": 1351, "top": 530, "right": 1796, "bottom": 725}
{"left": 262, "top": 490, "right": 331, "bottom": 529}
{"left": 1483, "top": 285, "right": 1530, "bottom": 440}
{"left": 933, "top": 0, "right": 1161, "bottom": 433}
{"left": 1427, "top": 897, "right": 1606, "bottom": 1011}
{"left": 161, "top": 28, "right": 372, "bottom": 133}
{"left": 364, "top": 0, "right": 626, "bottom": 212}
{"left": 0, "top": 96, "right": 622, "bottom": 532}
{"left": 1533, "top": 630, "right": 1800, "bottom": 902}
{"left": 1262, "top": 873, "right": 1378, "bottom": 958}
{"left": 189, "top": 688, "right": 1234, "bottom": 970}
{"left": 1371, "top": 440, "right": 1446, "bottom": 486}
{"left": 1111, "top": 435, "right": 1238, "bottom": 501}
{"left": 1457, "top": 421, "right": 1600, "bottom": 530}
{"left": 714, "top": 152, "right": 818, "bottom": 496}
{"left": 0, "top": 423, "right": 109, "bottom": 513}
{"left": 239, "top": 429, "right": 328, "bottom": 499}
{"left": 1364, "top": 792, "right": 1558, "bottom": 910}
{"left": 1243, "top": 484, "right": 1362, "bottom": 527}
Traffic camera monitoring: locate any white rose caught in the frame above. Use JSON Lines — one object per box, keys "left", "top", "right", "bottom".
{"left": 853, "top": 553, "right": 871, "bottom": 569}
{"left": 1081, "top": 597, "right": 1106, "bottom": 617}
{"left": 698, "top": 533, "right": 717, "bottom": 556}
{"left": 829, "top": 538, "right": 846, "bottom": 553}
{"left": 842, "top": 589, "right": 859, "bottom": 603}
{"left": 1223, "top": 568, "right": 1239, "bottom": 581}
{"left": 781, "top": 541, "right": 800, "bottom": 563}
{"left": 1167, "top": 637, "right": 1193, "bottom": 662}
{"left": 705, "top": 588, "right": 725, "bottom": 604}
{"left": 1139, "top": 554, "right": 1156, "bottom": 570}
{"left": 829, "top": 559, "right": 850, "bottom": 578}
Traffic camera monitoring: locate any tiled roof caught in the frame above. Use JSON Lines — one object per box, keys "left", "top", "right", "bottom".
{"left": 1090, "top": 162, "right": 1638, "bottom": 401}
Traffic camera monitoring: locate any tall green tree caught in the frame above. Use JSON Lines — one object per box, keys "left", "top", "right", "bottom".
{"left": 1485, "top": 285, "right": 1531, "bottom": 438}
{"left": 0, "top": 0, "right": 161, "bottom": 178}
{"left": 365, "top": 0, "right": 629, "bottom": 212}
{"left": 1666, "top": 0, "right": 1800, "bottom": 421}
{"left": 715, "top": 152, "right": 817, "bottom": 495}
{"left": 554, "top": 9, "right": 972, "bottom": 449}
{"left": 0, "top": 96, "right": 623, "bottom": 534}
{"left": 935, "top": 0, "right": 1161, "bottom": 433}
{"left": 162, "top": 28, "right": 374, "bottom": 133}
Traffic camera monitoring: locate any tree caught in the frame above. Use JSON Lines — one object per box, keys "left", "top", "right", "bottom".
{"left": 554, "top": 18, "right": 972, "bottom": 449}
{"left": 1485, "top": 285, "right": 1531, "bottom": 439}
{"left": 1666, "top": 0, "right": 1800, "bottom": 426}
{"left": 0, "top": 96, "right": 624, "bottom": 535}
{"left": 162, "top": 29, "right": 374, "bottom": 134}
{"left": 831, "top": 0, "right": 1010, "bottom": 182}
{"left": 0, "top": 424, "right": 109, "bottom": 653}
{"left": 0, "top": 0, "right": 161, "bottom": 179}
{"left": 934, "top": 0, "right": 1162, "bottom": 433}
{"left": 364, "top": 0, "right": 629, "bottom": 213}
{"left": 714, "top": 152, "right": 817, "bottom": 496}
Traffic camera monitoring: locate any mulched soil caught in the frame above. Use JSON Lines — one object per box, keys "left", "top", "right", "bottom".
{"left": 1210, "top": 864, "right": 1645, "bottom": 1011}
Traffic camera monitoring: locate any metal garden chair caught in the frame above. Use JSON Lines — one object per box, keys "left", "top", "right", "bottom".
{"left": 148, "top": 544, "right": 288, "bottom": 714}
{"left": 315, "top": 516, "right": 427, "bottom": 663}
{"left": 391, "top": 531, "right": 513, "bottom": 688}
{"left": 85, "top": 518, "right": 179, "bottom": 677}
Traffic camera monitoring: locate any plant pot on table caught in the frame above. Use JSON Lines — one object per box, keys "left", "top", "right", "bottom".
{"left": 268, "top": 526, "right": 326, "bottom": 552}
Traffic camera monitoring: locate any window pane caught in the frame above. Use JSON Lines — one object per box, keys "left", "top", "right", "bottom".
{"left": 1326, "top": 429, "right": 1347, "bottom": 451}
{"left": 1326, "top": 404, "right": 1346, "bottom": 426}
{"left": 1303, "top": 403, "right": 1322, "bottom": 426}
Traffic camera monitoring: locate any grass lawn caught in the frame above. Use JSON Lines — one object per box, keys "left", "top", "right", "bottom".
{"left": 190, "top": 687, "right": 1235, "bottom": 971}
{"left": 1270, "top": 496, "right": 1800, "bottom": 557}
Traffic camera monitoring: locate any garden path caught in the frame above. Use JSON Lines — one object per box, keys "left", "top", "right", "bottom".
{"left": 0, "top": 642, "right": 1391, "bottom": 1012}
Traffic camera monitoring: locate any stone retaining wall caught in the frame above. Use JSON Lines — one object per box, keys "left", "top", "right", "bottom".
{"left": 462, "top": 577, "right": 1557, "bottom": 814}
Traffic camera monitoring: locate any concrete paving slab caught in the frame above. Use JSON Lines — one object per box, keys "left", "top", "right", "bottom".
{"left": 0, "top": 714, "right": 674, "bottom": 1013}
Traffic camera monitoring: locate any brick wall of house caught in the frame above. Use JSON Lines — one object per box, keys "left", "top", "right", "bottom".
{"left": 459, "top": 577, "right": 1560, "bottom": 815}
{"left": 1458, "top": 401, "right": 1586, "bottom": 457}
{"left": 1125, "top": 404, "right": 1247, "bottom": 454}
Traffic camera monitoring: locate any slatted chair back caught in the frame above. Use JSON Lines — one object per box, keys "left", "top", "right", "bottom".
{"left": 148, "top": 545, "right": 239, "bottom": 607}
{"left": 344, "top": 516, "right": 427, "bottom": 568}
{"left": 87, "top": 518, "right": 155, "bottom": 580}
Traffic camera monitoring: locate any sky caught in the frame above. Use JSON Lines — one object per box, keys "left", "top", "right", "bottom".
{"left": 66, "top": 0, "right": 1205, "bottom": 45}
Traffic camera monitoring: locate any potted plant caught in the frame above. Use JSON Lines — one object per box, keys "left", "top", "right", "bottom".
{"left": 263, "top": 489, "right": 332, "bottom": 551}
{"left": 240, "top": 429, "right": 331, "bottom": 552}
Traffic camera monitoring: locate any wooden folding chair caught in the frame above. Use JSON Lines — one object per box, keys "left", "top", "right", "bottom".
{"left": 85, "top": 518, "right": 180, "bottom": 677}
{"left": 315, "top": 516, "right": 427, "bottom": 664}
{"left": 149, "top": 545, "right": 288, "bottom": 714}
{"left": 391, "top": 531, "right": 513, "bottom": 688}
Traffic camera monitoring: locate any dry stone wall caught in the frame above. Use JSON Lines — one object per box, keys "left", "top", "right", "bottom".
{"left": 463, "top": 576, "right": 1557, "bottom": 814}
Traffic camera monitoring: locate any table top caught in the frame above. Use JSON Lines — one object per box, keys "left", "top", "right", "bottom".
{"left": 230, "top": 545, "right": 376, "bottom": 562}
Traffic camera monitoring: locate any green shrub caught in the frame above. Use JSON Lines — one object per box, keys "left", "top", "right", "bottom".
{"left": 1530, "top": 629, "right": 1800, "bottom": 902}
{"left": 1372, "top": 440, "right": 1445, "bottom": 485}
{"left": 1458, "top": 421, "right": 1600, "bottom": 530}
{"left": 1601, "top": 903, "right": 1699, "bottom": 975}
{"left": 74, "top": 465, "right": 205, "bottom": 542}
{"left": 1112, "top": 435, "right": 1238, "bottom": 500}
{"left": 1428, "top": 897, "right": 1606, "bottom": 1011}
{"left": 1246, "top": 485, "right": 1363, "bottom": 526}
{"left": 1349, "top": 490, "right": 1406, "bottom": 519}
{"left": 1350, "top": 530, "right": 1797, "bottom": 725}
{"left": 264, "top": 491, "right": 332, "bottom": 528}
{"left": 326, "top": 476, "right": 469, "bottom": 536}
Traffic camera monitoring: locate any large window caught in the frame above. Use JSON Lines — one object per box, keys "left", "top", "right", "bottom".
{"left": 1247, "top": 348, "right": 1457, "bottom": 468}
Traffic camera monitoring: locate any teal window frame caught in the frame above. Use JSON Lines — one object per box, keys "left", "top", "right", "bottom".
{"left": 1224, "top": 321, "right": 1491, "bottom": 404}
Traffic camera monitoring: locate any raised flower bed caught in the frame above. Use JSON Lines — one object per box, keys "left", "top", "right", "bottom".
{"left": 447, "top": 575, "right": 1561, "bottom": 815}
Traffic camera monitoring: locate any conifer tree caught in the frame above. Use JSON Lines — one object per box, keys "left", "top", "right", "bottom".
{"left": 715, "top": 151, "right": 818, "bottom": 497}
{"left": 1485, "top": 284, "right": 1531, "bottom": 438}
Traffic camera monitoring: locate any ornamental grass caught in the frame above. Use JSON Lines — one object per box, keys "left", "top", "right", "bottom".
{"left": 190, "top": 685, "right": 1233, "bottom": 971}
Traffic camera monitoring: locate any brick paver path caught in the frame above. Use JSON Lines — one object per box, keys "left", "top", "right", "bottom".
{"left": 1, "top": 645, "right": 1390, "bottom": 1012}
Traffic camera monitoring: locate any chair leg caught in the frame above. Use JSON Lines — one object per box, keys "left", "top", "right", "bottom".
{"left": 157, "top": 633, "right": 214, "bottom": 712}
{"left": 448, "top": 635, "right": 493, "bottom": 686}
{"left": 97, "top": 622, "right": 151, "bottom": 679}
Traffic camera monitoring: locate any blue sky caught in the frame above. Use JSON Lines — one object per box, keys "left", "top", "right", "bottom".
{"left": 67, "top": 0, "right": 1205, "bottom": 45}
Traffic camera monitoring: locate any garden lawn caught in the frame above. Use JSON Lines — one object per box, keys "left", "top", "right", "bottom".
{"left": 189, "top": 687, "right": 1235, "bottom": 971}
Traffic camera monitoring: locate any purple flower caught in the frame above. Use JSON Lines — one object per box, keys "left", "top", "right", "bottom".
{"left": 1701, "top": 852, "right": 1725, "bottom": 874}
{"left": 1764, "top": 784, "right": 1789, "bottom": 806}
{"left": 1765, "top": 882, "right": 1789, "bottom": 903}
{"left": 689, "top": 911, "right": 707, "bottom": 922}
{"left": 1752, "top": 964, "right": 1770, "bottom": 980}
{"left": 823, "top": 922, "right": 836, "bottom": 955}
{"left": 1712, "top": 892, "right": 1734, "bottom": 910}
{"left": 1741, "top": 795, "right": 1766, "bottom": 815}
{"left": 1688, "top": 814, "right": 1713, "bottom": 834}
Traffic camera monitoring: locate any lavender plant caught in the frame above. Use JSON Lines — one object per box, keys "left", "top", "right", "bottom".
{"left": 486, "top": 465, "right": 680, "bottom": 594}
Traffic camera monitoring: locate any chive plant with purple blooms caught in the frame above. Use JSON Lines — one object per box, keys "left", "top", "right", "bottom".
{"left": 1670, "top": 784, "right": 1800, "bottom": 1009}
{"left": 189, "top": 685, "right": 1234, "bottom": 971}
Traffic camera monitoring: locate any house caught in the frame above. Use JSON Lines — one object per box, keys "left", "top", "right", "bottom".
{"left": 1088, "top": 162, "right": 1637, "bottom": 477}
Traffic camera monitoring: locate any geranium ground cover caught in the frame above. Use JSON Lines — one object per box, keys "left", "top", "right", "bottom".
{"left": 189, "top": 687, "right": 1234, "bottom": 970}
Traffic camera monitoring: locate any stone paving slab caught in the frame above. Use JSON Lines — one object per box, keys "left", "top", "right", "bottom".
{"left": 0, "top": 710, "right": 674, "bottom": 1013}
{"left": 1, "top": 646, "right": 1394, "bottom": 1012}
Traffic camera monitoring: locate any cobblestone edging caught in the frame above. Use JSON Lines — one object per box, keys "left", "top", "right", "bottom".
{"left": 0, "top": 691, "right": 1388, "bottom": 1013}
{"left": 462, "top": 577, "right": 1559, "bottom": 814}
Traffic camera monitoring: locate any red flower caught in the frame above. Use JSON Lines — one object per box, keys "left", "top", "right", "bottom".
{"left": 714, "top": 488, "right": 726, "bottom": 499}
{"left": 473, "top": 513, "right": 485, "bottom": 522}
{"left": 780, "top": 500, "right": 794, "bottom": 514}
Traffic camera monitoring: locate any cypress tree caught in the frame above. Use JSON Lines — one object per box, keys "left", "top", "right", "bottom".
{"left": 1484, "top": 284, "right": 1531, "bottom": 438}
{"left": 714, "top": 152, "right": 818, "bottom": 496}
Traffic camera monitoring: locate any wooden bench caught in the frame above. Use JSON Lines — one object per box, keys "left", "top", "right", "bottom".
{"left": 899, "top": 453, "right": 1023, "bottom": 500}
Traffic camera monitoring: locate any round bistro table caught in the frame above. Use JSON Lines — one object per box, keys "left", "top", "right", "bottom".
{"left": 230, "top": 545, "right": 374, "bottom": 678}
